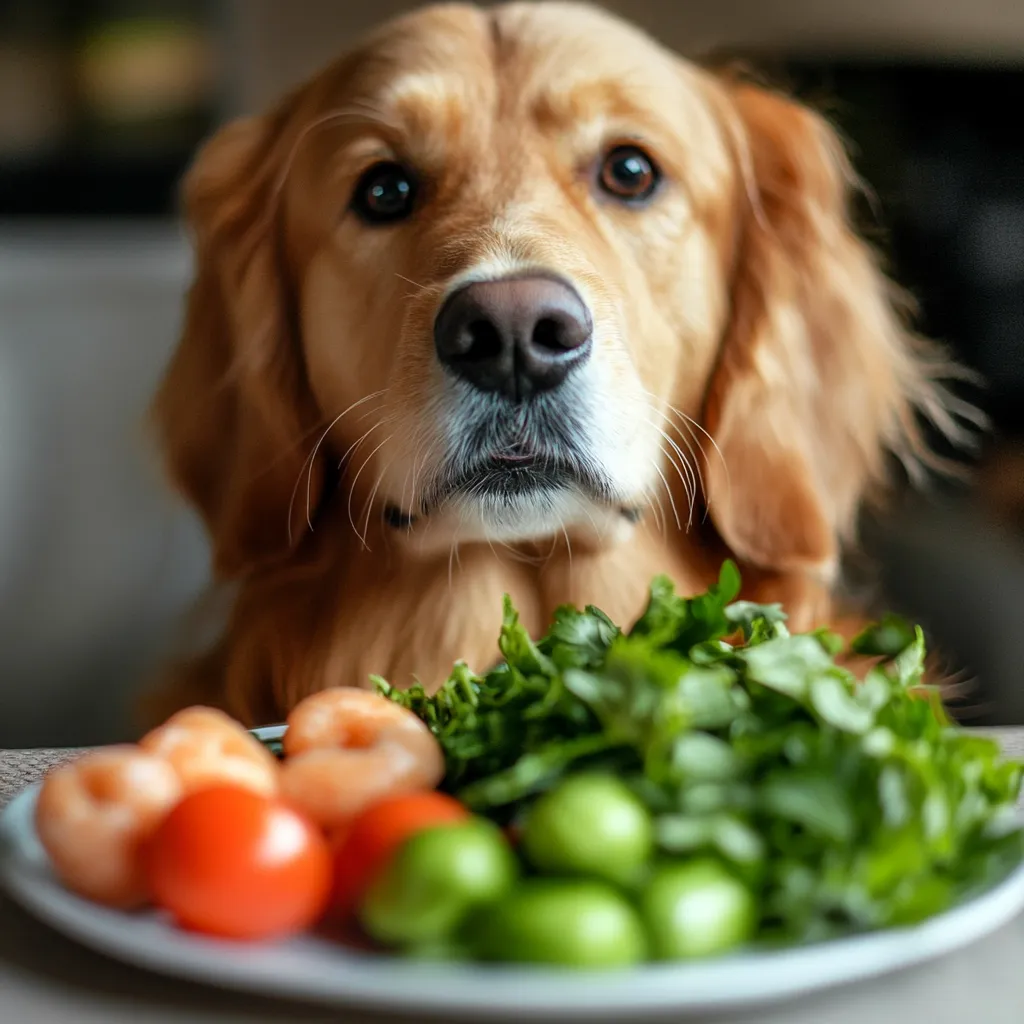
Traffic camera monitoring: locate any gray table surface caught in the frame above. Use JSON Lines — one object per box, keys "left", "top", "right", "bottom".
{"left": 2, "top": 734, "right": 1024, "bottom": 1024}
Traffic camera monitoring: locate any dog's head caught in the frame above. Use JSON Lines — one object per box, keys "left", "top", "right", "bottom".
{"left": 155, "top": 2, "right": 959, "bottom": 582}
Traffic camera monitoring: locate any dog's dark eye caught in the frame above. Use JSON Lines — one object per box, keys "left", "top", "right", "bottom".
{"left": 598, "top": 145, "right": 659, "bottom": 203}
{"left": 351, "top": 162, "right": 416, "bottom": 223}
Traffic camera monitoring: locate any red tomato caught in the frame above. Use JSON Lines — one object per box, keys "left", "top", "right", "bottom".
{"left": 331, "top": 790, "right": 469, "bottom": 918}
{"left": 147, "top": 785, "right": 331, "bottom": 941}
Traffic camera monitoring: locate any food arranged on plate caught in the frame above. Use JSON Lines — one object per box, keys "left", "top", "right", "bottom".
{"left": 32, "top": 565, "right": 1024, "bottom": 967}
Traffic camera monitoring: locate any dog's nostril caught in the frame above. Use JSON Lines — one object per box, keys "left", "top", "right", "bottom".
{"left": 435, "top": 274, "right": 592, "bottom": 398}
{"left": 532, "top": 317, "right": 565, "bottom": 353}
{"left": 462, "top": 319, "right": 504, "bottom": 362}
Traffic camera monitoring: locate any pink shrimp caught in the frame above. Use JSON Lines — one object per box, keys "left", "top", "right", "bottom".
{"left": 280, "top": 688, "right": 444, "bottom": 829}
{"left": 35, "top": 747, "right": 182, "bottom": 908}
{"left": 139, "top": 706, "right": 279, "bottom": 797}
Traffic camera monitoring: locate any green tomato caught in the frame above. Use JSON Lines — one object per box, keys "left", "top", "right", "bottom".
{"left": 641, "top": 859, "right": 756, "bottom": 960}
{"left": 471, "top": 879, "right": 647, "bottom": 967}
{"left": 359, "top": 819, "right": 516, "bottom": 947}
{"left": 521, "top": 773, "right": 653, "bottom": 886}
{"left": 404, "top": 937, "right": 471, "bottom": 962}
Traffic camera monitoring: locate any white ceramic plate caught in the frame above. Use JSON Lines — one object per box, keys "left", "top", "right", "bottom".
{"left": 4, "top": 786, "right": 1024, "bottom": 1017}
{"left": 250, "top": 724, "right": 286, "bottom": 744}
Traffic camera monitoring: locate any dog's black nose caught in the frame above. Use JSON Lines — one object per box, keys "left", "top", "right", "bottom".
{"left": 434, "top": 275, "right": 592, "bottom": 400}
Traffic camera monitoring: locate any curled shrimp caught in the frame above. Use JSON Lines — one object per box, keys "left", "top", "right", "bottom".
{"left": 140, "top": 706, "right": 279, "bottom": 797}
{"left": 35, "top": 747, "right": 182, "bottom": 908}
{"left": 280, "top": 688, "right": 444, "bottom": 829}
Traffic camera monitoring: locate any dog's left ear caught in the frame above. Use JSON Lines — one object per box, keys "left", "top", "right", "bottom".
{"left": 152, "top": 94, "right": 327, "bottom": 578}
{"left": 703, "top": 80, "right": 956, "bottom": 582}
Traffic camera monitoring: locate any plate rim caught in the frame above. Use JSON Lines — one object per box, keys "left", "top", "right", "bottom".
{"left": 250, "top": 724, "right": 286, "bottom": 743}
{"left": 3, "top": 783, "right": 1024, "bottom": 1019}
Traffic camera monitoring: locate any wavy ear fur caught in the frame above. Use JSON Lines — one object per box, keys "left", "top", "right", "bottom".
{"left": 704, "top": 80, "right": 965, "bottom": 583}
{"left": 152, "top": 100, "right": 324, "bottom": 578}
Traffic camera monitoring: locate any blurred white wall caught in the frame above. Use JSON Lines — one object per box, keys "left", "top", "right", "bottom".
{"left": 0, "top": 226, "right": 209, "bottom": 747}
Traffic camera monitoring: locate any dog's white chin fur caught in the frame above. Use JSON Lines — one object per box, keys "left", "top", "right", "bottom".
{"left": 396, "top": 489, "right": 636, "bottom": 558}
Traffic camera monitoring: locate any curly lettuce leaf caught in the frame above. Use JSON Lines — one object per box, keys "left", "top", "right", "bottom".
{"left": 376, "top": 563, "right": 1024, "bottom": 944}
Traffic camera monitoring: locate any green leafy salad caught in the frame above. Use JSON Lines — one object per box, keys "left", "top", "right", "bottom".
{"left": 376, "top": 562, "right": 1024, "bottom": 949}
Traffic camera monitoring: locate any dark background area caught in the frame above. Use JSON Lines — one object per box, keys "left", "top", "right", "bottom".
{"left": 783, "top": 61, "right": 1024, "bottom": 442}
{"left": 0, "top": 0, "right": 220, "bottom": 217}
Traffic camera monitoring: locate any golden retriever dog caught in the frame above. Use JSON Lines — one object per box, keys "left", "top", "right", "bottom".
{"left": 148, "top": 2, "right": 966, "bottom": 727}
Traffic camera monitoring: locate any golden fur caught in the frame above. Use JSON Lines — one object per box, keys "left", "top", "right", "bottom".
{"left": 147, "top": 2, "right": 961, "bottom": 728}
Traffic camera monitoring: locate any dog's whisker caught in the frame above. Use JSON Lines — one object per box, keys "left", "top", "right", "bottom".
{"left": 405, "top": 427, "right": 440, "bottom": 520}
{"left": 654, "top": 393, "right": 732, "bottom": 513}
{"left": 652, "top": 463, "right": 683, "bottom": 531}
{"left": 663, "top": 409, "right": 715, "bottom": 521}
{"left": 360, "top": 451, "right": 401, "bottom": 548}
{"left": 390, "top": 426, "right": 427, "bottom": 527}
{"left": 447, "top": 506, "right": 470, "bottom": 592}
{"left": 577, "top": 498, "right": 603, "bottom": 541}
{"left": 347, "top": 433, "right": 395, "bottom": 550}
{"left": 334, "top": 417, "right": 395, "bottom": 542}
{"left": 390, "top": 416, "right": 437, "bottom": 525}
{"left": 394, "top": 272, "right": 431, "bottom": 293}
{"left": 645, "top": 484, "right": 668, "bottom": 537}
{"left": 559, "top": 518, "right": 574, "bottom": 572}
{"left": 639, "top": 392, "right": 728, "bottom": 527}
{"left": 337, "top": 420, "right": 384, "bottom": 472}
{"left": 395, "top": 462, "right": 414, "bottom": 530}
{"left": 659, "top": 409, "right": 707, "bottom": 494}
{"left": 642, "top": 402, "right": 701, "bottom": 488}
{"left": 480, "top": 526, "right": 506, "bottom": 567}
{"left": 656, "top": 426, "right": 699, "bottom": 526}
{"left": 310, "top": 403, "right": 393, "bottom": 533}
{"left": 286, "top": 389, "right": 387, "bottom": 545}
{"left": 642, "top": 417, "right": 697, "bottom": 528}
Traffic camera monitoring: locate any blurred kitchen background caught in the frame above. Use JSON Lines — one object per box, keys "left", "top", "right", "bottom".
{"left": 0, "top": 0, "right": 1022, "bottom": 747}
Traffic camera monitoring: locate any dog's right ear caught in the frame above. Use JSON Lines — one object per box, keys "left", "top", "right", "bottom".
{"left": 702, "top": 79, "right": 961, "bottom": 586}
{"left": 152, "top": 100, "right": 325, "bottom": 579}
